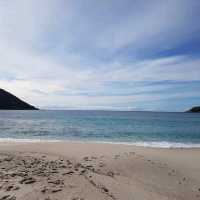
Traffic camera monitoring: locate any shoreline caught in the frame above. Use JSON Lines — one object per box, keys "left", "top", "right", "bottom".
{"left": 0, "top": 141, "right": 200, "bottom": 199}
{"left": 1, "top": 138, "right": 200, "bottom": 149}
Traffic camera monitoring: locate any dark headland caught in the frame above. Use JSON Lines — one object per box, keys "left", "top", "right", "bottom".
{"left": 0, "top": 88, "right": 38, "bottom": 110}
{"left": 186, "top": 106, "right": 200, "bottom": 113}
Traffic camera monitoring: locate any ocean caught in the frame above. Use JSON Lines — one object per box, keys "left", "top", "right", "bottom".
{"left": 0, "top": 110, "right": 200, "bottom": 148}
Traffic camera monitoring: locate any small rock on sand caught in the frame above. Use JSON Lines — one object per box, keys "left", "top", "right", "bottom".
{"left": 19, "top": 177, "right": 36, "bottom": 184}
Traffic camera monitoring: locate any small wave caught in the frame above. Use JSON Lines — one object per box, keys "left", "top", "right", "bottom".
{"left": 0, "top": 138, "right": 61, "bottom": 143}
{"left": 0, "top": 138, "right": 200, "bottom": 148}
{"left": 81, "top": 140, "right": 200, "bottom": 148}
{"left": 130, "top": 141, "right": 200, "bottom": 148}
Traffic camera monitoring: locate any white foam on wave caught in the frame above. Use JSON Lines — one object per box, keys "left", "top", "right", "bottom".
{"left": 130, "top": 141, "right": 200, "bottom": 148}
{"left": 0, "top": 138, "right": 200, "bottom": 148}
{"left": 0, "top": 138, "right": 61, "bottom": 143}
{"left": 86, "top": 140, "right": 200, "bottom": 148}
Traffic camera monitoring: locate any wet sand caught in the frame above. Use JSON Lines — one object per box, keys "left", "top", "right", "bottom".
{"left": 0, "top": 141, "right": 200, "bottom": 200}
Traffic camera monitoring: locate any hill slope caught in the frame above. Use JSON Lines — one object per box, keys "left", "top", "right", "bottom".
{"left": 187, "top": 106, "right": 200, "bottom": 113}
{"left": 0, "top": 89, "right": 38, "bottom": 110}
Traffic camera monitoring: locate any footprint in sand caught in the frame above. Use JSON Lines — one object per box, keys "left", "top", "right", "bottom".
{"left": 83, "top": 156, "right": 90, "bottom": 161}
{"left": 107, "top": 171, "right": 115, "bottom": 178}
{"left": 0, "top": 195, "right": 16, "bottom": 200}
{"left": 99, "top": 162, "right": 105, "bottom": 167}
{"left": 129, "top": 152, "right": 135, "bottom": 155}
{"left": 62, "top": 171, "right": 74, "bottom": 175}
{"left": 19, "top": 177, "right": 36, "bottom": 184}
{"left": 51, "top": 188, "right": 62, "bottom": 193}
{"left": 114, "top": 155, "right": 120, "bottom": 159}
{"left": 71, "top": 197, "right": 84, "bottom": 200}
{"left": 4, "top": 185, "right": 20, "bottom": 191}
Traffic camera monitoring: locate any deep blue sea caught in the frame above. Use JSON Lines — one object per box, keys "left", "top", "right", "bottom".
{"left": 0, "top": 110, "right": 200, "bottom": 148}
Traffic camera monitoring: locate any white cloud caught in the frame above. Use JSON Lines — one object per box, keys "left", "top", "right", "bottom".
{"left": 1, "top": 54, "right": 199, "bottom": 109}
{"left": 102, "top": 56, "right": 200, "bottom": 82}
{"left": 0, "top": 0, "right": 199, "bottom": 110}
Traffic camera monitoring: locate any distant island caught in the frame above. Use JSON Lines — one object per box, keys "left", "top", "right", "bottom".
{"left": 187, "top": 106, "right": 200, "bottom": 113}
{"left": 0, "top": 88, "right": 38, "bottom": 110}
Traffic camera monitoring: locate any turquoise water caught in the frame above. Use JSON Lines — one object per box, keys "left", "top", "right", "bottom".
{"left": 0, "top": 110, "right": 200, "bottom": 148}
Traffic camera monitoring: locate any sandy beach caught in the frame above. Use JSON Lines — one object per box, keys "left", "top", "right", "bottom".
{"left": 0, "top": 141, "right": 200, "bottom": 200}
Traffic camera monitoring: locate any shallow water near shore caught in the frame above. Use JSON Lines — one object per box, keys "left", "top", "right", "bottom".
{"left": 0, "top": 110, "right": 200, "bottom": 148}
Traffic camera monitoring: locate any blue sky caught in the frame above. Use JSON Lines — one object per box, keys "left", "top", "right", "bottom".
{"left": 0, "top": 0, "right": 200, "bottom": 111}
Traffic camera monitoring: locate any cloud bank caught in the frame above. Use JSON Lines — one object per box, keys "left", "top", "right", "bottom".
{"left": 0, "top": 0, "right": 200, "bottom": 111}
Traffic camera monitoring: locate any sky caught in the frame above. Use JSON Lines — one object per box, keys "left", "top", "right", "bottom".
{"left": 0, "top": 0, "right": 200, "bottom": 111}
